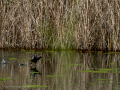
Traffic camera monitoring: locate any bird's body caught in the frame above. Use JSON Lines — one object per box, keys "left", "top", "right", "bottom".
{"left": 30, "top": 54, "right": 42, "bottom": 64}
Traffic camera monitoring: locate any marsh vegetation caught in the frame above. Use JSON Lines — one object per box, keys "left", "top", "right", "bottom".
{"left": 0, "top": 0, "right": 120, "bottom": 51}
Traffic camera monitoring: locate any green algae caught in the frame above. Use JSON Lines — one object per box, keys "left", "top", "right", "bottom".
{"left": 30, "top": 71, "right": 40, "bottom": 74}
{"left": 20, "top": 59, "right": 28, "bottom": 61}
{"left": 21, "top": 49, "right": 26, "bottom": 52}
{"left": 23, "top": 85, "right": 48, "bottom": 88}
{"left": 0, "top": 78, "right": 11, "bottom": 81}
{"left": 9, "top": 58, "right": 16, "bottom": 60}
{"left": 45, "top": 75, "right": 63, "bottom": 77}
{"left": 61, "top": 64, "right": 81, "bottom": 66}
{"left": 77, "top": 68, "right": 117, "bottom": 73}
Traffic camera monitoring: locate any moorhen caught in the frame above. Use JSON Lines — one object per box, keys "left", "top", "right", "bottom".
{"left": 30, "top": 54, "right": 42, "bottom": 64}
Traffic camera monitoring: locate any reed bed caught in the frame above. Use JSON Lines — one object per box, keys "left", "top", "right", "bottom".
{"left": 0, "top": 0, "right": 120, "bottom": 51}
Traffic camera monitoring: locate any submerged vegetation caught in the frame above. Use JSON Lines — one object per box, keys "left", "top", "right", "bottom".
{"left": 0, "top": 78, "right": 11, "bottom": 81}
{"left": 22, "top": 85, "right": 48, "bottom": 88}
{"left": 0, "top": 0, "right": 120, "bottom": 51}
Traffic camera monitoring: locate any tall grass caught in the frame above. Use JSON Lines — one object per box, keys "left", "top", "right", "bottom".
{"left": 0, "top": 0, "right": 120, "bottom": 51}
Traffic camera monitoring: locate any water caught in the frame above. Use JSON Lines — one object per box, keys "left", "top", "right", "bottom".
{"left": 0, "top": 50, "right": 120, "bottom": 90}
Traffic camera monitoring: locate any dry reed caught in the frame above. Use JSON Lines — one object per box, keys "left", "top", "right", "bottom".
{"left": 0, "top": 0, "right": 120, "bottom": 51}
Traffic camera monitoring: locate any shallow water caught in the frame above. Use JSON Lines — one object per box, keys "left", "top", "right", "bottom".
{"left": 0, "top": 50, "right": 120, "bottom": 90}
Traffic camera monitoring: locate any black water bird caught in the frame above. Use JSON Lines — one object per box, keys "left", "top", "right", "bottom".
{"left": 30, "top": 54, "right": 42, "bottom": 64}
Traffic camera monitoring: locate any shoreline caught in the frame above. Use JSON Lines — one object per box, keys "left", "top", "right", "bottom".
{"left": 0, "top": 48, "right": 120, "bottom": 53}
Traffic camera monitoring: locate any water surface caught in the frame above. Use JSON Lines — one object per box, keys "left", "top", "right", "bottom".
{"left": 0, "top": 50, "right": 120, "bottom": 90}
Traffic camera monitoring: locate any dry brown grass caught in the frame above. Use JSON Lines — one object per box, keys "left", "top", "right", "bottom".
{"left": 0, "top": 0, "right": 120, "bottom": 51}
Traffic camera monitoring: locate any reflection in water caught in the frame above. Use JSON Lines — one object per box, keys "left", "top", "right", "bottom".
{"left": 1, "top": 56, "right": 6, "bottom": 70}
{"left": 18, "top": 63, "right": 26, "bottom": 66}
{"left": 0, "top": 51, "right": 120, "bottom": 89}
{"left": 30, "top": 66, "right": 41, "bottom": 78}
{"left": 2, "top": 57, "right": 5, "bottom": 64}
